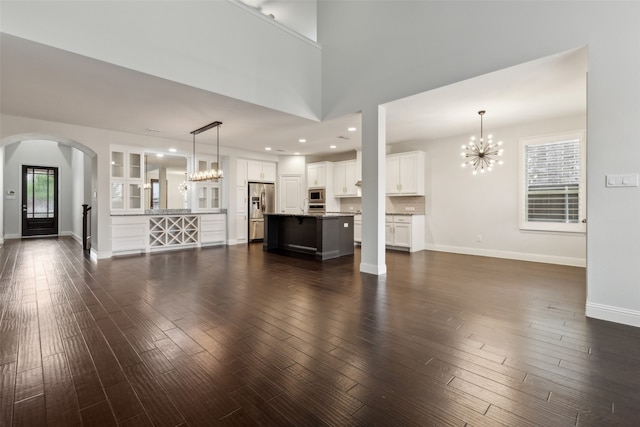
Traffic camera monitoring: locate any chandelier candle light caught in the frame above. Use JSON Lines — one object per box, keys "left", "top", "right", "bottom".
{"left": 461, "top": 110, "right": 504, "bottom": 175}
{"left": 189, "top": 120, "right": 224, "bottom": 181}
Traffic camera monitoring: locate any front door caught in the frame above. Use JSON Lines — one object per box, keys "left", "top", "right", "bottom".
{"left": 22, "top": 165, "right": 59, "bottom": 237}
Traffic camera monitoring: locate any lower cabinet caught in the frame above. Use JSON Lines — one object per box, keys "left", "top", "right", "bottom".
{"left": 111, "top": 216, "right": 147, "bottom": 254}
{"left": 353, "top": 214, "right": 362, "bottom": 244}
{"left": 385, "top": 214, "right": 425, "bottom": 252}
{"left": 111, "top": 213, "right": 227, "bottom": 256}
{"left": 200, "top": 214, "right": 226, "bottom": 245}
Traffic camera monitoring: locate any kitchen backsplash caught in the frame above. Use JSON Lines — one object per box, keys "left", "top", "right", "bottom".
{"left": 339, "top": 196, "right": 426, "bottom": 214}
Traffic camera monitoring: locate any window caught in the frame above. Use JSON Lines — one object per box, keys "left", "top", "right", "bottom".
{"left": 520, "top": 131, "right": 586, "bottom": 233}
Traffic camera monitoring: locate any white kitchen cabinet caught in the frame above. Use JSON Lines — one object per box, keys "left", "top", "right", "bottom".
{"left": 307, "top": 162, "right": 331, "bottom": 188}
{"left": 247, "top": 160, "right": 276, "bottom": 182}
{"left": 200, "top": 214, "right": 226, "bottom": 245}
{"left": 111, "top": 149, "right": 142, "bottom": 180}
{"left": 235, "top": 186, "right": 248, "bottom": 243}
{"left": 110, "top": 147, "right": 144, "bottom": 212}
{"left": 236, "top": 159, "right": 248, "bottom": 187}
{"left": 236, "top": 213, "right": 248, "bottom": 242}
{"left": 354, "top": 214, "right": 362, "bottom": 243}
{"left": 385, "top": 151, "right": 425, "bottom": 196}
{"left": 111, "top": 216, "right": 148, "bottom": 255}
{"left": 385, "top": 214, "right": 425, "bottom": 252}
{"left": 333, "top": 160, "right": 359, "bottom": 197}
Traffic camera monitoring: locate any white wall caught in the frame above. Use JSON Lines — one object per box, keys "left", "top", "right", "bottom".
{"left": 394, "top": 114, "right": 586, "bottom": 266}
{"left": 3, "top": 140, "right": 73, "bottom": 237}
{"left": 277, "top": 155, "right": 306, "bottom": 176}
{"left": 0, "top": 147, "right": 4, "bottom": 244}
{"left": 318, "top": 1, "right": 640, "bottom": 326}
{"left": 1, "top": 0, "right": 321, "bottom": 121}
{"left": 71, "top": 147, "right": 85, "bottom": 241}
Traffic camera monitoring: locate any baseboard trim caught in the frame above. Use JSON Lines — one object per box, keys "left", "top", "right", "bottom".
{"left": 423, "top": 243, "right": 585, "bottom": 267}
{"left": 586, "top": 302, "right": 640, "bottom": 328}
{"left": 360, "top": 262, "right": 387, "bottom": 276}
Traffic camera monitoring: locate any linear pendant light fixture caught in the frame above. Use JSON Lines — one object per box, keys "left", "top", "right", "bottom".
{"left": 189, "top": 120, "right": 224, "bottom": 181}
{"left": 461, "top": 110, "right": 504, "bottom": 175}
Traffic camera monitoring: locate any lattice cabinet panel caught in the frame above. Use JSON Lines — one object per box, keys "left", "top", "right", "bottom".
{"left": 149, "top": 216, "right": 199, "bottom": 247}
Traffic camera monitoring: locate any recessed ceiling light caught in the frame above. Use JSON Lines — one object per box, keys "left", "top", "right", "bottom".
{"left": 348, "top": 127, "right": 357, "bottom": 132}
{"left": 265, "top": 147, "right": 272, "bottom": 151}
{"left": 330, "top": 145, "right": 337, "bottom": 149}
{"left": 298, "top": 139, "right": 307, "bottom": 143}
{"left": 294, "top": 152, "right": 300, "bottom": 155}
{"left": 156, "top": 153, "right": 164, "bottom": 157}
{"left": 169, "top": 148, "right": 177, "bottom": 153}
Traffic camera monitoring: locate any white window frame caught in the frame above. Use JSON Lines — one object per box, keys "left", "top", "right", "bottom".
{"left": 519, "top": 130, "right": 586, "bottom": 233}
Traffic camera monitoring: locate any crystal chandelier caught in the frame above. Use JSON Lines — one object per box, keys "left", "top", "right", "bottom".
{"left": 188, "top": 121, "right": 224, "bottom": 181}
{"left": 461, "top": 110, "right": 504, "bottom": 175}
{"left": 178, "top": 173, "right": 189, "bottom": 195}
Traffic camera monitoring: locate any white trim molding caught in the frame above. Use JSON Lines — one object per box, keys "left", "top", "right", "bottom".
{"left": 360, "top": 262, "right": 387, "bottom": 276}
{"left": 423, "top": 243, "right": 586, "bottom": 267}
{"left": 586, "top": 302, "right": 640, "bottom": 328}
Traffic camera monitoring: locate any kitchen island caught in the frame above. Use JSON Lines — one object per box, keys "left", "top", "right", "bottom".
{"left": 263, "top": 213, "right": 354, "bottom": 260}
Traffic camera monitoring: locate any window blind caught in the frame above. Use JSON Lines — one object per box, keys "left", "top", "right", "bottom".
{"left": 525, "top": 139, "right": 580, "bottom": 223}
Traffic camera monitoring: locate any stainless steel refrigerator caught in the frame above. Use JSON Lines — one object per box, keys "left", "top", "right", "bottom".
{"left": 248, "top": 182, "right": 275, "bottom": 242}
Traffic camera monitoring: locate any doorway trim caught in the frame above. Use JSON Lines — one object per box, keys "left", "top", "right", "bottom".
{"left": 22, "top": 164, "right": 59, "bottom": 237}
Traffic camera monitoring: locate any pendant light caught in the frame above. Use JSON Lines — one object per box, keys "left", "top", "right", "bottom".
{"left": 188, "top": 120, "right": 224, "bottom": 181}
{"left": 461, "top": 111, "right": 504, "bottom": 175}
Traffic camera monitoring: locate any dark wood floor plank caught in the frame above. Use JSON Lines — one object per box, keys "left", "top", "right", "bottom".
{"left": 2, "top": 237, "right": 640, "bottom": 426}
{"left": 13, "top": 394, "right": 46, "bottom": 427}
{"left": 0, "top": 362, "right": 17, "bottom": 426}
{"left": 79, "top": 400, "right": 118, "bottom": 427}
{"left": 123, "top": 362, "right": 185, "bottom": 427}
{"left": 42, "top": 352, "right": 82, "bottom": 427}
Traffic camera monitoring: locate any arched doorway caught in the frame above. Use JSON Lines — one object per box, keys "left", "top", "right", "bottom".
{"left": 1, "top": 134, "right": 97, "bottom": 250}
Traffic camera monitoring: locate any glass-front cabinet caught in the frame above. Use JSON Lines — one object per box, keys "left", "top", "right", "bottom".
{"left": 193, "top": 156, "right": 221, "bottom": 211}
{"left": 110, "top": 147, "right": 144, "bottom": 212}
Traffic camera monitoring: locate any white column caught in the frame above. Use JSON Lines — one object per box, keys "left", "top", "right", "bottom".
{"left": 0, "top": 146, "right": 4, "bottom": 245}
{"left": 360, "top": 105, "right": 386, "bottom": 275}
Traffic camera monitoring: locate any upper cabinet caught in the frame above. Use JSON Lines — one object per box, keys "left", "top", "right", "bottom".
{"left": 247, "top": 160, "right": 276, "bottom": 182}
{"left": 110, "top": 147, "right": 144, "bottom": 212}
{"left": 111, "top": 150, "right": 142, "bottom": 180}
{"left": 193, "top": 156, "right": 221, "bottom": 211}
{"left": 333, "top": 160, "right": 359, "bottom": 197}
{"left": 307, "top": 161, "right": 332, "bottom": 188}
{"left": 385, "top": 151, "right": 425, "bottom": 196}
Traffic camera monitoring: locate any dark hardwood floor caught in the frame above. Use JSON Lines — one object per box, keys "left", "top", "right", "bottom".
{"left": 1, "top": 237, "right": 640, "bottom": 426}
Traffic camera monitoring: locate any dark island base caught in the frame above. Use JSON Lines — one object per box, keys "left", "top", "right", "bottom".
{"left": 263, "top": 214, "right": 354, "bottom": 260}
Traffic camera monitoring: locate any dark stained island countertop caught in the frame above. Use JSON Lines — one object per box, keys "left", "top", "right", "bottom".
{"left": 263, "top": 213, "right": 354, "bottom": 260}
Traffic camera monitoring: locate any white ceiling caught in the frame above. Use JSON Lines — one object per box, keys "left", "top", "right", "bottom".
{"left": 0, "top": 33, "right": 587, "bottom": 157}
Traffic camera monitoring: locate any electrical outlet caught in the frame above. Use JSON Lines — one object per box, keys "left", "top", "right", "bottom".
{"left": 476, "top": 234, "right": 483, "bottom": 242}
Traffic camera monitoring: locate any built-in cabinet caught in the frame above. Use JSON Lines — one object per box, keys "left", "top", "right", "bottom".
{"left": 354, "top": 214, "right": 362, "bottom": 243}
{"left": 111, "top": 213, "right": 226, "bottom": 255}
{"left": 236, "top": 159, "right": 276, "bottom": 243}
{"left": 307, "top": 162, "right": 332, "bottom": 188}
{"left": 200, "top": 214, "right": 227, "bottom": 245}
{"left": 110, "top": 148, "right": 144, "bottom": 212}
{"left": 247, "top": 160, "right": 276, "bottom": 182}
{"left": 194, "top": 157, "right": 221, "bottom": 210}
{"left": 385, "top": 214, "right": 425, "bottom": 252}
{"left": 111, "top": 216, "right": 148, "bottom": 253}
{"left": 333, "top": 160, "right": 359, "bottom": 197}
{"left": 236, "top": 186, "right": 248, "bottom": 243}
{"left": 385, "top": 151, "right": 425, "bottom": 196}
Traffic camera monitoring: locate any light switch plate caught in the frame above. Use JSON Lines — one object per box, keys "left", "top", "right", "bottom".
{"left": 606, "top": 174, "right": 639, "bottom": 187}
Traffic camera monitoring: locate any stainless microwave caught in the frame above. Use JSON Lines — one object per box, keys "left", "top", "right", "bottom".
{"left": 308, "top": 188, "right": 325, "bottom": 204}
